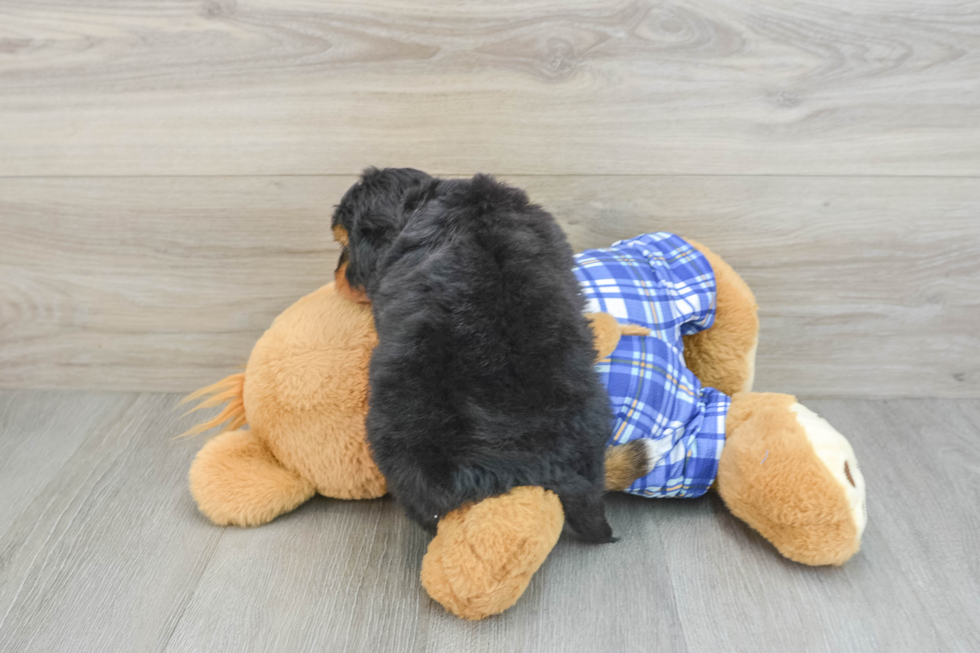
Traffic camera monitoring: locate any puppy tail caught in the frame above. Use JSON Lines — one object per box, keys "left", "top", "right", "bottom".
{"left": 561, "top": 481, "right": 615, "bottom": 543}
{"left": 561, "top": 440, "right": 655, "bottom": 542}
{"left": 604, "top": 439, "right": 655, "bottom": 491}
{"left": 175, "top": 372, "right": 247, "bottom": 438}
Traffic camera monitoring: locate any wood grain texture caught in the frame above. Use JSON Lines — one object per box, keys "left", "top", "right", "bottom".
{"left": 804, "top": 399, "right": 980, "bottom": 652}
{"left": 1, "top": 391, "right": 978, "bottom": 651}
{"left": 0, "top": 393, "right": 223, "bottom": 653}
{"left": 1, "top": 0, "right": 979, "bottom": 176}
{"left": 2, "top": 175, "right": 977, "bottom": 396}
{"left": 0, "top": 391, "right": 132, "bottom": 534}
{"left": 663, "top": 397, "right": 980, "bottom": 652}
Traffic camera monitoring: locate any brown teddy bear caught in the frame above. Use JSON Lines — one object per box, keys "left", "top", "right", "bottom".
{"left": 182, "top": 234, "right": 866, "bottom": 621}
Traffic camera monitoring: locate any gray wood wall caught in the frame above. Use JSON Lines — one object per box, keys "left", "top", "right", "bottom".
{"left": 1, "top": 0, "right": 978, "bottom": 397}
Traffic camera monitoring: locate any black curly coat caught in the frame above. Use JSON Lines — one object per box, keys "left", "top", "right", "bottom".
{"left": 331, "top": 168, "right": 615, "bottom": 543}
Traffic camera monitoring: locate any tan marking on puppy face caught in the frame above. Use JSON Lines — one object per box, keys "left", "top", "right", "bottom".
{"left": 332, "top": 225, "right": 349, "bottom": 247}
{"left": 334, "top": 261, "right": 370, "bottom": 304}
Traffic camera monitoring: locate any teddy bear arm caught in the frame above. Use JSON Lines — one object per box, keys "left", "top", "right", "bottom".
{"left": 189, "top": 429, "right": 316, "bottom": 527}
{"left": 420, "top": 486, "right": 564, "bottom": 620}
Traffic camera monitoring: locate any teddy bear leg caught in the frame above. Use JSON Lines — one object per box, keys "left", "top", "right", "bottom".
{"left": 715, "top": 393, "right": 867, "bottom": 565}
{"left": 189, "top": 429, "right": 316, "bottom": 527}
{"left": 682, "top": 240, "right": 759, "bottom": 396}
{"left": 420, "top": 486, "right": 564, "bottom": 620}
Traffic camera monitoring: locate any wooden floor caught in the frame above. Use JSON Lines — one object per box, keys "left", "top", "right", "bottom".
{"left": 0, "top": 390, "right": 976, "bottom": 652}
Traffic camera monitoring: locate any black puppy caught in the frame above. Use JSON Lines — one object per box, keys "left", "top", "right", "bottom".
{"left": 332, "top": 168, "right": 615, "bottom": 542}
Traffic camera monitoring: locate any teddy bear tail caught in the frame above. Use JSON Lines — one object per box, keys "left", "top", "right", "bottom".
{"left": 176, "top": 372, "right": 247, "bottom": 438}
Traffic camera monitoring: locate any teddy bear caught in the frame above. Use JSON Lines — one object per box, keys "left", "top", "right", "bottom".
{"left": 182, "top": 232, "right": 867, "bottom": 621}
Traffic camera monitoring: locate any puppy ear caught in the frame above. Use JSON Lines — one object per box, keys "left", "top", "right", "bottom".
{"left": 333, "top": 247, "right": 370, "bottom": 304}
{"left": 332, "top": 225, "right": 349, "bottom": 247}
{"left": 342, "top": 215, "right": 401, "bottom": 292}
{"left": 336, "top": 168, "right": 437, "bottom": 291}
{"left": 401, "top": 178, "right": 440, "bottom": 215}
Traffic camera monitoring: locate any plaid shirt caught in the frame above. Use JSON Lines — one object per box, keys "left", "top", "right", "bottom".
{"left": 574, "top": 233, "right": 730, "bottom": 498}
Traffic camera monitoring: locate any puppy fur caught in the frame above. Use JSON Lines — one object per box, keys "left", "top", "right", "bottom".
{"left": 332, "top": 168, "right": 615, "bottom": 542}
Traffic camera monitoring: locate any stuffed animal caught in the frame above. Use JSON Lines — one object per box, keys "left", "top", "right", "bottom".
{"left": 183, "top": 232, "right": 867, "bottom": 621}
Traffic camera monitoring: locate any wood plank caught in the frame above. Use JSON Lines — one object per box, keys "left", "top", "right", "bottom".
{"left": 0, "top": 390, "right": 132, "bottom": 533}
{"left": 163, "top": 497, "right": 437, "bottom": 653}
{"left": 165, "top": 494, "right": 690, "bottom": 653}
{"left": 1, "top": 1, "right": 979, "bottom": 176}
{"left": 0, "top": 392, "right": 224, "bottom": 653}
{"left": 2, "top": 175, "right": 977, "bottom": 397}
{"left": 0, "top": 176, "right": 341, "bottom": 392}
{"left": 803, "top": 399, "right": 980, "bottom": 652}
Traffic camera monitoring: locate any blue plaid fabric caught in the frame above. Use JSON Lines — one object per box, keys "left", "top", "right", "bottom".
{"left": 574, "top": 233, "right": 730, "bottom": 498}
